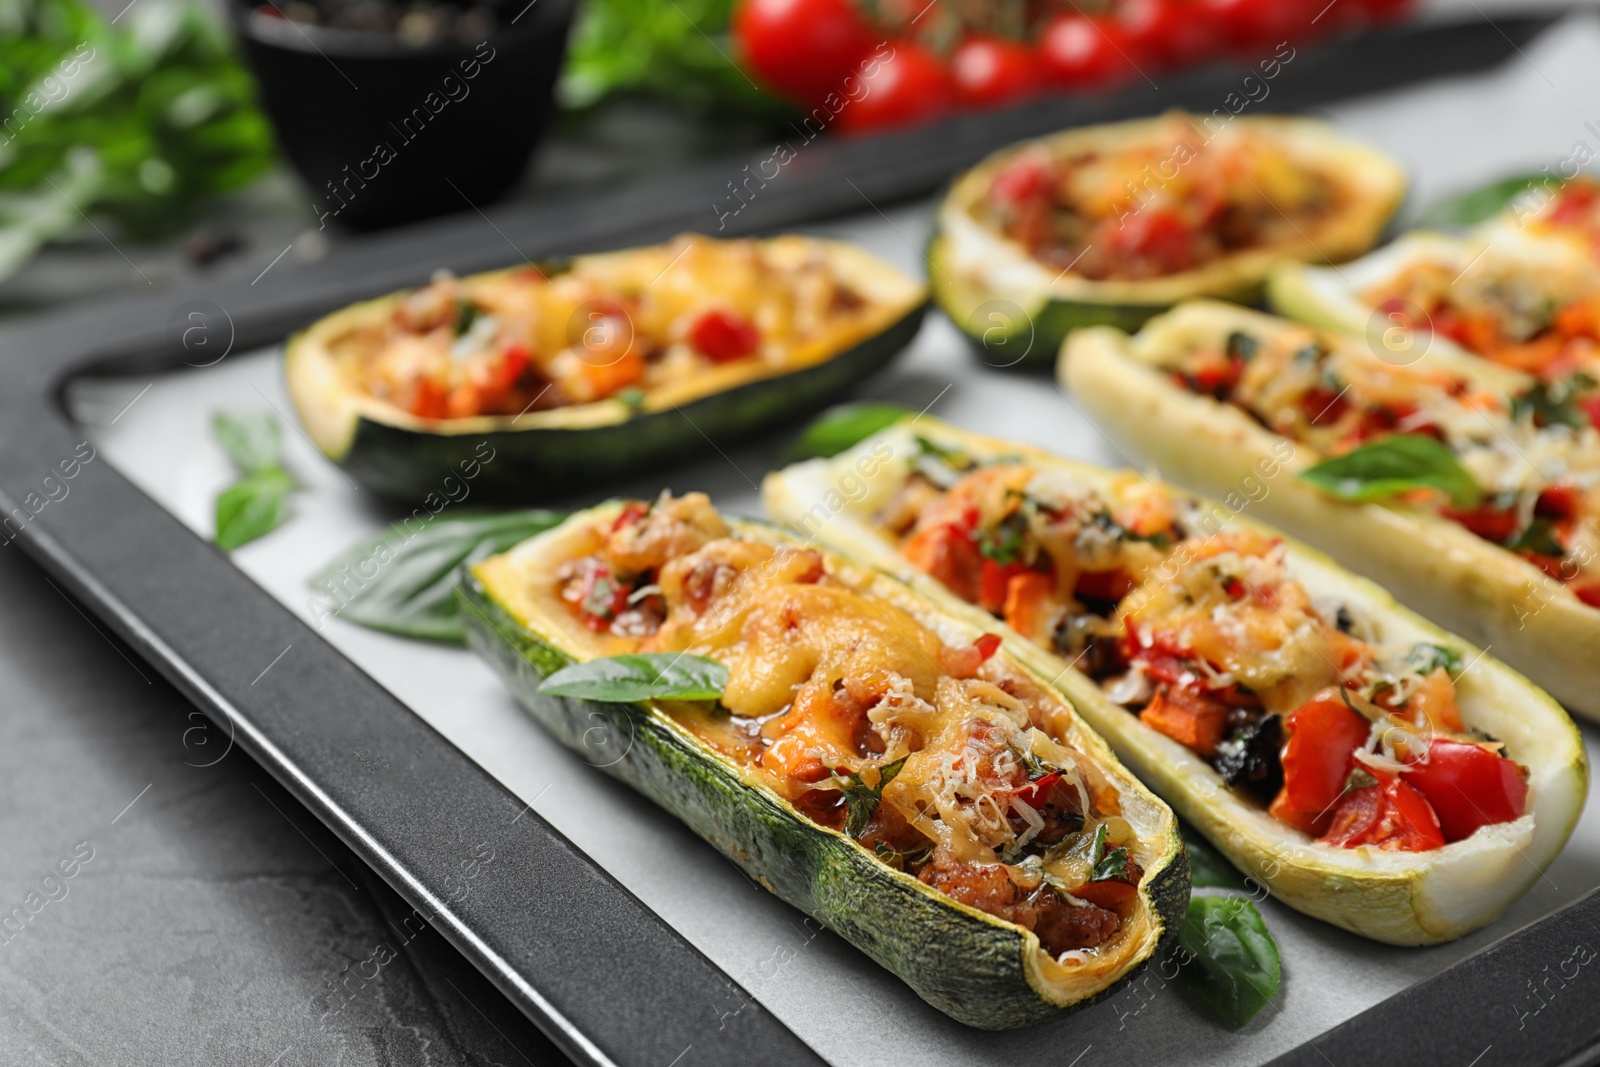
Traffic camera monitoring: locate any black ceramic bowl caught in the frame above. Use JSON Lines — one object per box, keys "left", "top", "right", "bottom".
{"left": 234, "top": 0, "right": 575, "bottom": 230}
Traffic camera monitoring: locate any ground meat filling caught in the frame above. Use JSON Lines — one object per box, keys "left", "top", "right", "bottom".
{"left": 919, "top": 846, "right": 1120, "bottom": 956}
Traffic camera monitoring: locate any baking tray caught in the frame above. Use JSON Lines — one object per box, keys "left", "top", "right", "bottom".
{"left": 4, "top": 13, "right": 1599, "bottom": 1067}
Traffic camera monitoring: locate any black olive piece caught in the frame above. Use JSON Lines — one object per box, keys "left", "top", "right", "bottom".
{"left": 1211, "top": 715, "right": 1284, "bottom": 805}
{"left": 1335, "top": 605, "right": 1355, "bottom": 634}
{"left": 1052, "top": 615, "right": 1125, "bottom": 679}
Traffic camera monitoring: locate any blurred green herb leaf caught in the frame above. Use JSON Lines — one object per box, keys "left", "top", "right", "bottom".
{"left": 540, "top": 652, "right": 729, "bottom": 702}
{"left": 1179, "top": 819, "right": 1248, "bottom": 889}
{"left": 782, "top": 402, "right": 913, "bottom": 461}
{"left": 1299, "top": 433, "right": 1482, "bottom": 508}
{"left": 212, "top": 410, "right": 296, "bottom": 550}
{"left": 311, "top": 509, "right": 566, "bottom": 642}
{"left": 0, "top": 0, "right": 276, "bottom": 280}
{"left": 1414, "top": 173, "right": 1562, "bottom": 231}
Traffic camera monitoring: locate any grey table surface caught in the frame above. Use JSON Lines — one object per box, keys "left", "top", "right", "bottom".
{"left": 0, "top": 544, "right": 572, "bottom": 1065}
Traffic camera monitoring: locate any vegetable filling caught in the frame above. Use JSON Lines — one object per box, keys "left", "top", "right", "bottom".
{"left": 976, "top": 116, "right": 1347, "bottom": 281}
{"left": 881, "top": 440, "right": 1529, "bottom": 852}
{"left": 550, "top": 493, "right": 1151, "bottom": 959}
{"left": 1166, "top": 324, "right": 1600, "bottom": 603}
{"left": 325, "top": 235, "right": 878, "bottom": 420}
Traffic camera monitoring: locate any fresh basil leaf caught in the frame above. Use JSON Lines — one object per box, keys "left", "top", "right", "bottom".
{"left": 1176, "top": 895, "right": 1282, "bottom": 1029}
{"left": 782, "top": 402, "right": 913, "bottom": 461}
{"left": 311, "top": 509, "right": 565, "bottom": 642}
{"left": 214, "top": 466, "right": 295, "bottom": 550}
{"left": 1299, "top": 434, "right": 1482, "bottom": 508}
{"left": 213, "top": 410, "right": 282, "bottom": 474}
{"left": 1179, "top": 820, "right": 1248, "bottom": 889}
{"left": 977, "top": 510, "right": 1028, "bottom": 564}
{"left": 1507, "top": 515, "right": 1565, "bottom": 556}
{"left": 1414, "top": 173, "right": 1562, "bottom": 230}
{"left": 1091, "top": 843, "right": 1131, "bottom": 882}
{"left": 840, "top": 756, "right": 909, "bottom": 839}
{"left": 539, "top": 652, "right": 728, "bottom": 702}
{"left": 1405, "top": 642, "right": 1463, "bottom": 678}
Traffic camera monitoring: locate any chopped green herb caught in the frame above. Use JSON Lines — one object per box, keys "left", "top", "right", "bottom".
{"left": 1510, "top": 374, "right": 1596, "bottom": 430}
{"left": 1506, "top": 516, "right": 1564, "bottom": 557}
{"left": 453, "top": 299, "right": 481, "bottom": 337}
{"left": 1404, "top": 643, "right": 1463, "bottom": 678}
{"left": 1226, "top": 332, "right": 1259, "bottom": 362}
{"left": 615, "top": 387, "right": 648, "bottom": 413}
{"left": 978, "top": 510, "right": 1029, "bottom": 564}
{"left": 839, "top": 757, "right": 909, "bottom": 839}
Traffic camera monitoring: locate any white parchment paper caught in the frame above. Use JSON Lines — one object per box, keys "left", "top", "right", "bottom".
{"left": 73, "top": 19, "right": 1600, "bottom": 1065}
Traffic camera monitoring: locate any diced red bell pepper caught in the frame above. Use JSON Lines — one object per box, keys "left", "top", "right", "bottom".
{"left": 1402, "top": 739, "right": 1527, "bottom": 842}
{"left": 904, "top": 523, "right": 984, "bottom": 604}
{"left": 1536, "top": 483, "right": 1582, "bottom": 521}
{"left": 980, "top": 558, "right": 1031, "bottom": 615}
{"left": 943, "top": 633, "right": 1003, "bottom": 678}
{"left": 1012, "top": 771, "right": 1063, "bottom": 811}
{"left": 1321, "top": 775, "right": 1445, "bottom": 851}
{"left": 688, "top": 309, "right": 761, "bottom": 363}
{"left": 990, "top": 158, "right": 1052, "bottom": 205}
{"left": 1002, "top": 571, "right": 1055, "bottom": 638}
{"left": 1139, "top": 686, "right": 1229, "bottom": 758}
{"left": 611, "top": 501, "right": 649, "bottom": 532}
{"left": 1440, "top": 502, "right": 1521, "bottom": 544}
{"left": 1270, "top": 698, "right": 1372, "bottom": 834}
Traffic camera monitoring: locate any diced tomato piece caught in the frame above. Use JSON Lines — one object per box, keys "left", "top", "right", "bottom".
{"left": 1300, "top": 385, "right": 1349, "bottom": 426}
{"left": 1321, "top": 775, "right": 1445, "bottom": 851}
{"left": 943, "top": 633, "right": 1004, "bottom": 678}
{"left": 979, "top": 558, "right": 1030, "bottom": 615}
{"left": 1576, "top": 584, "right": 1600, "bottom": 608}
{"left": 411, "top": 379, "right": 450, "bottom": 420}
{"left": 1140, "top": 686, "right": 1229, "bottom": 758}
{"left": 1537, "top": 484, "right": 1581, "bottom": 521}
{"left": 1003, "top": 571, "right": 1055, "bottom": 639}
{"left": 990, "top": 157, "right": 1052, "bottom": 206}
{"left": 492, "top": 345, "right": 531, "bottom": 394}
{"left": 1577, "top": 395, "right": 1600, "bottom": 431}
{"left": 575, "top": 563, "right": 631, "bottom": 631}
{"left": 1072, "top": 877, "right": 1138, "bottom": 909}
{"left": 904, "top": 523, "right": 983, "bottom": 604}
{"left": 688, "top": 309, "right": 761, "bottom": 363}
{"left": 1012, "top": 770, "right": 1063, "bottom": 811}
{"left": 1104, "top": 208, "right": 1197, "bottom": 276}
{"left": 611, "top": 501, "right": 649, "bottom": 532}
{"left": 1549, "top": 181, "right": 1600, "bottom": 226}
{"left": 1402, "top": 739, "right": 1528, "bottom": 842}
{"left": 1272, "top": 698, "right": 1372, "bottom": 832}
{"left": 1441, "top": 502, "right": 1521, "bottom": 544}
{"left": 1075, "top": 569, "right": 1136, "bottom": 603}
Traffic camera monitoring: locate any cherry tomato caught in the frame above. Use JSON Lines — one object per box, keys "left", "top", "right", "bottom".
{"left": 950, "top": 35, "right": 1039, "bottom": 109}
{"left": 1271, "top": 697, "right": 1371, "bottom": 832}
{"left": 1196, "top": 0, "right": 1312, "bottom": 52}
{"left": 688, "top": 309, "right": 760, "bottom": 363}
{"left": 1440, "top": 501, "right": 1521, "bottom": 545}
{"left": 732, "top": 0, "right": 876, "bottom": 107}
{"left": 1103, "top": 207, "right": 1197, "bottom": 275}
{"left": 1117, "top": 0, "right": 1217, "bottom": 69}
{"left": 834, "top": 40, "right": 955, "bottom": 134}
{"left": 1037, "top": 15, "right": 1146, "bottom": 91}
{"left": 1403, "top": 740, "right": 1528, "bottom": 842}
{"left": 1322, "top": 775, "right": 1445, "bottom": 851}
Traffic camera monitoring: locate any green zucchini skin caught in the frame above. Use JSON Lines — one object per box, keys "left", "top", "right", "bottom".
{"left": 318, "top": 302, "right": 927, "bottom": 504}
{"left": 928, "top": 233, "right": 1218, "bottom": 372}
{"left": 457, "top": 569, "right": 1189, "bottom": 1030}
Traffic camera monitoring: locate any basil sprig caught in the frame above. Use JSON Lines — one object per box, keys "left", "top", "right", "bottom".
{"left": 1414, "top": 173, "right": 1561, "bottom": 230}
{"left": 1175, "top": 896, "right": 1282, "bottom": 1029}
{"left": 539, "top": 653, "right": 728, "bottom": 702}
{"left": 312, "top": 510, "right": 565, "bottom": 642}
{"left": 781, "top": 402, "right": 913, "bottom": 461}
{"left": 213, "top": 411, "right": 299, "bottom": 550}
{"left": 1299, "top": 433, "right": 1482, "bottom": 508}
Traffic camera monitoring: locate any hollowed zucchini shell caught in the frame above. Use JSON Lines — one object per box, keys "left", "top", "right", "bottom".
{"left": 458, "top": 504, "right": 1188, "bottom": 1029}
{"left": 1062, "top": 298, "right": 1600, "bottom": 725}
{"left": 285, "top": 238, "right": 928, "bottom": 503}
{"left": 930, "top": 113, "right": 1406, "bottom": 371}
{"left": 763, "top": 417, "right": 1587, "bottom": 945}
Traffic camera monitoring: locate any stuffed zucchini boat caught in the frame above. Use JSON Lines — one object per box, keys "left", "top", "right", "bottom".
{"left": 1268, "top": 227, "right": 1600, "bottom": 380}
{"left": 930, "top": 111, "right": 1405, "bottom": 370}
{"left": 1062, "top": 298, "right": 1600, "bottom": 724}
{"left": 286, "top": 234, "right": 927, "bottom": 502}
{"left": 459, "top": 495, "right": 1187, "bottom": 1028}
{"left": 763, "top": 417, "right": 1586, "bottom": 944}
